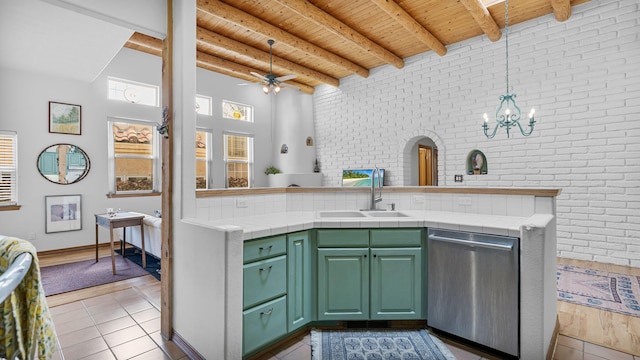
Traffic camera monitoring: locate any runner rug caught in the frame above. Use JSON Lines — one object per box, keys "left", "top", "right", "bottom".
{"left": 311, "top": 329, "right": 456, "bottom": 360}
{"left": 557, "top": 264, "right": 640, "bottom": 317}
{"left": 40, "top": 255, "right": 149, "bottom": 296}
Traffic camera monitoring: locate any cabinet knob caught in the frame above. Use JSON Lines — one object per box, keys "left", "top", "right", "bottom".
{"left": 260, "top": 308, "right": 274, "bottom": 316}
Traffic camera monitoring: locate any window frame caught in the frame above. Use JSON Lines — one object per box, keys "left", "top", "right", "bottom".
{"left": 0, "top": 130, "right": 18, "bottom": 206}
{"left": 222, "top": 100, "right": 254, "bottom": 123}
{"left": 196, "top": 128, "right": 213, "bottom": 189}
{"left": 107, "top": 76, "right": 160, "bottom": 107}
{"left": 223, "top": 132, "right": 254, "bottom": 189}
{"left": 107, "top": 117, "right": 160, "bottom": 195}
{"left": 196, "top": 95, "right": 213, "bottom": 116}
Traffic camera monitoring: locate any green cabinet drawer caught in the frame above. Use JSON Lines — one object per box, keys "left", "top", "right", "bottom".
{"left": 370, "top": 229, "right": 423, "bottom": 247}
{"left": 243, "top": 255, "right": 287, "bottom": 309}
{"left": 243, "top": 295, "right": 287, "bottom": 355}
{"left": 317, "top": 229, "right": 369, "bottom": 247}
{"left": 244, "top": 235, "right": 287, "bottom": 263}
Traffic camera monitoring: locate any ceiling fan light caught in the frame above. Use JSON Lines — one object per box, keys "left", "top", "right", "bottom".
{"left": 262, "top": 84, "right": 270, "bottom": 94}
{"left": 274, "top": 84, "right": 281, "bottom": 93}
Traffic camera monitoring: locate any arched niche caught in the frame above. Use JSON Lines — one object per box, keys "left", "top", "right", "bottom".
{"left": 399, "top": 130, "right": 444, "bottom": 186}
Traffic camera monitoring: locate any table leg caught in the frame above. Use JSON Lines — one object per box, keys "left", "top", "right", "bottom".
{"left": 121, "top": 227, "right": 126, "bottom": 257}
{"left": 110, "top": 225, "right": 116, "bottom": 275}
{"left": 95, "top": 221, "right": 99, "bottom": 262}
{"left": 140, "top": 223, "right": 146, "bottom": 268}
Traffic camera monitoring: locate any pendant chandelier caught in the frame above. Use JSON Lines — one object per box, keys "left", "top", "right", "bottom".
{"left": 483, "top": 0, "right": 536, "bottom": 139}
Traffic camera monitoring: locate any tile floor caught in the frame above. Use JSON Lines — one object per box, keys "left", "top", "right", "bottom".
{"left": 49, "top": 287, "right": 187, "bottom": 360}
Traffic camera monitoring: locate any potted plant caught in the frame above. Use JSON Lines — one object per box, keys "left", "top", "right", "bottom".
{"left": 264, "top": 166, "right": 281, "bottom": 175}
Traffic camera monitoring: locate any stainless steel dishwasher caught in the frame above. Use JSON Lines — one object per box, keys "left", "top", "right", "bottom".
{"left": 427, "top": 228, "right": 519, "bottom": 357}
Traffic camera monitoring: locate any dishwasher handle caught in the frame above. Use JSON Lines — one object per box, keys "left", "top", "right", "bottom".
{"left": 429, "top": 234, "right": 514, "bottom": 251}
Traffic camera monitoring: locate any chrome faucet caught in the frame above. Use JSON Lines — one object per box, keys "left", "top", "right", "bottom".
{"left": 369, "top": 167, "right": 383, "bottom": 210}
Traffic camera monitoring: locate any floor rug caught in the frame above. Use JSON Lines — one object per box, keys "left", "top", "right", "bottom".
{"left": 557, "top": 264, "right": 640, "bottom": 317}
{"left": 40, "top": 255, "right": 150, "bottom": 296}
{"left": 115, "top": 247, "right": 161, "bottom": 281}
{"left": 311, "top": 328, "right": 456, "bottom": 360}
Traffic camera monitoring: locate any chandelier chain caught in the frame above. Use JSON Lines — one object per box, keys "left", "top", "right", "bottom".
{"left": 505, "top": 0, "right": 509, "bottom": 94}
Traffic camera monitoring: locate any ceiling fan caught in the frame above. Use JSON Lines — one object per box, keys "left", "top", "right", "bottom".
{"left": 250, "top": 39, "right": 298, "bottom": 94}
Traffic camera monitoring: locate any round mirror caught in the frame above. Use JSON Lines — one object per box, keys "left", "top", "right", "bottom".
{"left": 37, "top": 144, "right": 90, "bottom": 185}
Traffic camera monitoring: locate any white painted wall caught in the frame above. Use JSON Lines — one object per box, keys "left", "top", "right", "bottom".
{"left": 0, "top": 48, "right": 162, "bottom": 251}
{"left": 313, "top": 0, "right": 640, "bottom": 266}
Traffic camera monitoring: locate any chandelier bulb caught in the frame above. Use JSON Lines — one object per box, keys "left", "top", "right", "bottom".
{"left": 483, "top": 113, "right": 489, "bottom": 123}
{"left": 505, "top": 108, "right": 511, "bottom": 115}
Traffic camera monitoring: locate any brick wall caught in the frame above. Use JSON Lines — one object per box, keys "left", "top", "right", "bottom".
{"left": 313, "top": 0, "right": 640, "bottom": 266}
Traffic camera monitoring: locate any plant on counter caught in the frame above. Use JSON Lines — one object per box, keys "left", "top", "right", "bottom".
{"left": 264, "top": 166, "right": 281, "bottom": 175}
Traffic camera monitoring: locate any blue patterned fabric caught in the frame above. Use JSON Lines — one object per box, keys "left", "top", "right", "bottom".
{"left": 311, "top": 329, "right": 456, "bottom": 360}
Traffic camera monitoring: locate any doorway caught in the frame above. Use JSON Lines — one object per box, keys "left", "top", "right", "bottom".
{"left": 418, "top": 145, "right": 438, "bottom": 186}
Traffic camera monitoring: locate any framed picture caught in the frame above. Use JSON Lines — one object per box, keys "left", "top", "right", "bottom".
{"left": 49, "top": 101, "right": 81, "bottom": 135}
{"left": 45, "top": 194, "right": 82, "bottom": 233}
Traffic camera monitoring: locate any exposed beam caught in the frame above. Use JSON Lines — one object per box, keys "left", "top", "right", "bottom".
{"left": 197, "top": 0, "right": 369, "bottom": 78}
{"left": 273, "top": 0, "right": 404, "bottom": 69}
{"left": 550, "top": 0, "right": 572, "bottom": 21}
{"left": 125, "top": 32, "right": 162, "bottom": 56}
{"left": 459, "top": 0, "right": 502, "bottom": 42}
{"left": 196, "top": 27, "right": 339, "bottom": 87}
{"left": 370, "top": 0, "right": 446, "bottom": 56}
{"left": 196, "top": 52, "right": 315, "bottom": 94}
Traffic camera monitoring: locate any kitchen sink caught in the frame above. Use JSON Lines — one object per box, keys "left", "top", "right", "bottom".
{"left": 364, "top": 211, "right": 409, "bottom": 217}
{"left": 318, "top": 211, "right": 366, "bottom": 218}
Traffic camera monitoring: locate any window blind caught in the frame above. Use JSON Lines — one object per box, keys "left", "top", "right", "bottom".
{"left": 0, "top": 131, "right": 18, "bottom": 205}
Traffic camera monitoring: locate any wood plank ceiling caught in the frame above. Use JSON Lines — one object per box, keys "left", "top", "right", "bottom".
{"left": 125, "top": 0, "right": 587, "bottom": 94}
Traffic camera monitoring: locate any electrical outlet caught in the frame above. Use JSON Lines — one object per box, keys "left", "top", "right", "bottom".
{"left": 454, "top": 174, "right": 463, "bottom": 182}
{"left": 28, "top": 232, "right": 36, "bottom": 240}
{"left": 412, "top": 195, "right": 425, "bottom": 203}
{"left": 458, "top": 197, "right": 472, "bottom": 206}
{"left": 236, "top": 199, "right": 248, "bottom": 208}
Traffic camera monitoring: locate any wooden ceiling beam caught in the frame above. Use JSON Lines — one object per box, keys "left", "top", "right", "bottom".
{"left": 197, "top": 0, "right": 369, "bottom": 78}
{"left": 273, "top": 0, "right": 405, "bottom": 69}
{"left": 125, "top": 32, "right": 163, "bottom": 56}
{"left": 196, "top": 27, "right": 339, "bottom": 87}
{"left": 124, "top": 32, "right": 316, "bottom": 93}
{"left": 459, "top": 0, "right": 502, "bottom": 42}
{"left": 196, "top": 52, "right": 315, "bottom": 94}
{"left": 370, "top": 0, "right": 446, "bottom": 56}
{"left": 550, "top": 0, "right": 572, "bottom": 21}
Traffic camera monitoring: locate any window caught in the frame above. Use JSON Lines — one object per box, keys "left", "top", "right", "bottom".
{"left": 108, "top": 119, "right": 160, "bottom": 193}
{"left": 108, "top": 77, "right": 159, "bottom": 107}
{"left": 222, "top": 100, "right": 253, "bottom": 122}
{"left": 196, "top": 95, "right": 212, "bottom": 116}
{"left": 224, "top": 133, "right": 253, "bottom": 188}
{"left": 196, "top": 129, "right": 212, "bottom": 189}
{"left": 0, "top": 131, "right": 18, "bottom": 206}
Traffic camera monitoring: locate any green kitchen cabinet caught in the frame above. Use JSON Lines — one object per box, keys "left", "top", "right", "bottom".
{"left": 287, "top": 231, "right": 313, "bottom": 332}
{"left": 317, "top": 228, "right": 424, "bottom": 321}
{"left": 370, "top": 247, "right": 422, "bottom": 319}
{"left": 242, "top": 236, "right": 288, "bottom": 356}
{"left": 317, "top": 247, "right": 370, "bottom": 320}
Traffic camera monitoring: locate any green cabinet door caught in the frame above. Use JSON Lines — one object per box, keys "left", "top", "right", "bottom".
{"left": 317, "top": 248, "right": 369, "bottom": 320}
{"left": 370, "top": 248, "right": 423, "bottom": 320}
{"left": 287, "top": 231, "right": 313, "bottom": 332}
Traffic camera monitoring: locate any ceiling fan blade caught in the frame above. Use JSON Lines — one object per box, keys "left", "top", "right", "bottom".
{"left": 250, "top": 71, "right": 268, "bottom": 81}
{"left": 275, "top": 74, "right": 297, "bottom": 82}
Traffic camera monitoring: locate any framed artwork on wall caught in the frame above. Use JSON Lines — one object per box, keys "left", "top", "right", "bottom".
{"left": 49, "top": 101, "right": 81, "bottom": 135}
{"left": 45, "top": 194, "right": 82, "bottom": 233}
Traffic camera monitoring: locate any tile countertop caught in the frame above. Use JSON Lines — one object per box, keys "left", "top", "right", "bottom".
{"left": 184, "top": 210, "right": 535, "bottom": 241}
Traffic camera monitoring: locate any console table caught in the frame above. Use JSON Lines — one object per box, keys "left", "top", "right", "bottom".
{"left": 95, "top": 212, "right": 146, "bottom": 275}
